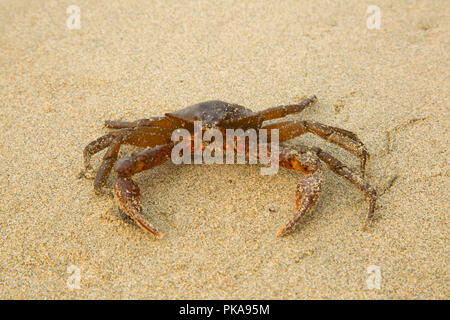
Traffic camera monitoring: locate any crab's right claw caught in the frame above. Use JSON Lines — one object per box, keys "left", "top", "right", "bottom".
{"left": 113, "top": 176, "right": 163, "bottom": 239}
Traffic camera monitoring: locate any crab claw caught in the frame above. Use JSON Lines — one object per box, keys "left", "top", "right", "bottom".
{"left": 113, "top": 176, "right": 163, "bottom": 239}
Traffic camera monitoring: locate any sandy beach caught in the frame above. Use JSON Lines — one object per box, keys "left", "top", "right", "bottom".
{"left": 0, "top": 0, "right": 448, "bottom": 299}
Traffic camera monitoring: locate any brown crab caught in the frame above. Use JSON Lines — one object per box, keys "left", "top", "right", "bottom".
{"left": 83, "top": 95, "right": 377, "bottom": 238}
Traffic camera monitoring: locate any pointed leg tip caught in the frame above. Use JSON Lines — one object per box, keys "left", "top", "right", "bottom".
{"left": 277, "top": 229, "right": 286, "bottom": 237}
{"left": 138, "top": 221, "right": 163, "bottom": 238}
{"left": 362, "top": 215, "right": 375, "bottom": 231}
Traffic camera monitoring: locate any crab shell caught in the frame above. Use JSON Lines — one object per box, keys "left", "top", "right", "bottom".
{"left": 165, "top": 100, "right": 264, "bottom": 131}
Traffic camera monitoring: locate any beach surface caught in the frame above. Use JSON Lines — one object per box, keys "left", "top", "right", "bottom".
{"left": 0, "top": 0, "right": 448, "bottom": 299}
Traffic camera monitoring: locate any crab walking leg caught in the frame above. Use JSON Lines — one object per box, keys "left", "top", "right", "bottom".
{"left": 258, "top": 95, "right": 318, "bottom": 121}
{"left": 276, "top": 147, "right": 323, "bottom": 236}
{"left": 83, "top": 126, "right": 172, "bottom": 172}
{"left": 304, "top": 121, "right": 370, "bottom": 176}
{"left": 113, "top": 143, "right": 174, "bottom": 238}
{"left": 83, "top": 128, "right": 128, "bottom": 171}
{"left": 310, "top": 146, "right": 377, "bottom": 224}
{"left": 93, "top": 136, "right": 122, "bottom": 194}
{"left": 93, "top": 132, "right": 170, "bottom": 193}
{"left": 286, "top": 144, "right": 377, "bottom": 224}
{"left": 263, "top": 120, "right": 370, "bottom": 175}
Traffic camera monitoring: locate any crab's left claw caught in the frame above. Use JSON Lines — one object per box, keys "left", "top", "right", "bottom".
{"left": 113, "top": 176, "right": 163, "bottom": 239}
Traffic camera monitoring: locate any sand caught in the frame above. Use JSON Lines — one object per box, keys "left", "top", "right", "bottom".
{"left": 0, "top": 0, "right": 448, "bottom": 299}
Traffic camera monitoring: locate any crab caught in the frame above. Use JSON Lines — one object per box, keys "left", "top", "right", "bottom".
{"left": 83, "top": 95, "right": 377, "bottom": 238}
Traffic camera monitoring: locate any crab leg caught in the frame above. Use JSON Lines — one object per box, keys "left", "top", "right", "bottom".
{"left": 276, "top": 146, "right": 323, "bottom": 236}
{"left": 113, "top": 143, "right": 174, "bottom": 238}
{"left": 311, "top": 146, "right": 377, "bottom": 223}
{"left": 258, "top": 95, "right": 318, "bottom": 121}
{"left": 93, "top": 131, "right": 170, "bottom": 193}
{"left": 93, "top": 136, "right": 122, "bottom": 194}
{"left": 263, "top": 120, "right": 369, "bottom": 175}
{"left": 83, "top": 126, "right": 172, "bottom": 174}
{"left": 83, "top": 128, "right": 128, "bottom": 171}
{"left": 286, "top": 144, "right": 377, "bottom": 225}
